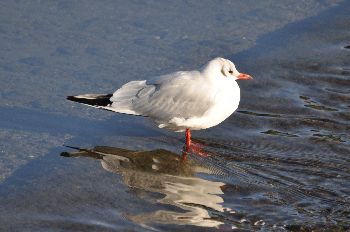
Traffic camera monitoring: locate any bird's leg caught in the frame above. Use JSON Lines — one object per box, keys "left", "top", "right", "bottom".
{"left": 181, "top": 150, "right": 187, "bottom": 161}
{"left": 182, "top": 129, "right": 191, "bottom": 161}
{"left": 183, "top": 128, "right": 208, "bottom": 158}
{"left": 185, "top": 128, "right": 191, "bottom": 148}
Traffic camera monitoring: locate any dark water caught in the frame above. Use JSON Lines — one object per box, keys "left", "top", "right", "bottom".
{"left": 1, "top": 0, "right": 350, "bottom": 231}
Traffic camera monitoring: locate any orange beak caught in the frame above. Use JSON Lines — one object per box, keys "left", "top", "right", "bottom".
{"left": 237, "top": 73, "right": 253, "bottom": 80}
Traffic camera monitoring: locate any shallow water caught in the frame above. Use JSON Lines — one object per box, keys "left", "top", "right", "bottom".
{"left": 1, "top": 0, "right": 350, "bottom": 231}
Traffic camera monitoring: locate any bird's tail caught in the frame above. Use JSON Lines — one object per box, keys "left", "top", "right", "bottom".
{"left": 67, "top": 94, "right": 113, "bottom": 107}
{"left": 67, "top": 93, "right": 142, "bottom": 116}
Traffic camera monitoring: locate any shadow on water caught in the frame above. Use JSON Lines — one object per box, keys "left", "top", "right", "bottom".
{"left": 61, "top": 139, "right": 350, "bottom": 231}
{"left": 61, "top": 145, "right": 228, "bottom": 229}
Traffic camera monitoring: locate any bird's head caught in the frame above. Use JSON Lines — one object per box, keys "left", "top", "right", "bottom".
{"left": 202, "top": 57, "right": 253, "bottom": 81}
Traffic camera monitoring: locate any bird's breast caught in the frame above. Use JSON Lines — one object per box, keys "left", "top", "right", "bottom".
{"left": 205, "top": 82, "right": 240, "bottom": 128}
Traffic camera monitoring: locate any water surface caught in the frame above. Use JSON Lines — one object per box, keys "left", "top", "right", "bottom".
{"left": 0, "top": 0, "right": 349, "bottom": 231}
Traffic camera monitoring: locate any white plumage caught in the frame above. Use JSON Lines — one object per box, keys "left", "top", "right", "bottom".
{"left": 68, "top": 57, "right": 252, "bottom": 133}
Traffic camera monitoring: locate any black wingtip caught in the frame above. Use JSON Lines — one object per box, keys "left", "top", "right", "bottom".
{"left": 67, "top": 96, "right": 76, "bottom": 101}
{"left": 66, "top": 94, "right": 113, "bottom": 107}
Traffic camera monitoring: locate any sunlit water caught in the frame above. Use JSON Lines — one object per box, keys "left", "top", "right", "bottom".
{"left": 0, "top": 1, "right": 349, "bottom": 231}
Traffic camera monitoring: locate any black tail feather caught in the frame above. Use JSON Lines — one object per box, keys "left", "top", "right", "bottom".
{"left": 67, "top": 94, "right": 113, "bottom": 107}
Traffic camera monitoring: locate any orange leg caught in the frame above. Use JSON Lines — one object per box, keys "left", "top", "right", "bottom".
{"left": 183, "top": 128, "right": 208, "bottom": 159}
{"left": 185, "top": 128, "right": 191, "bottom": 148}
{"left": 181, "top": 150, "right": 187, "bottom": 161}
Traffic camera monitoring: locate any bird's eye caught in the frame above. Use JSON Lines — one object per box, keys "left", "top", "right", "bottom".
{"left": 228, "top": 70, "right": 233, "bottom": 74}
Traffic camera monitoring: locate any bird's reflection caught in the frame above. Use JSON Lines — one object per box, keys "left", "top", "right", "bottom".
{"left": 61, "top": 145, "right": 229, "bottom": 228}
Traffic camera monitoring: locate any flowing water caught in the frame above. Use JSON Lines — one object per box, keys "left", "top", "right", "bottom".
{"left": 0, "top": 0, "right": 349, "bottom": 231}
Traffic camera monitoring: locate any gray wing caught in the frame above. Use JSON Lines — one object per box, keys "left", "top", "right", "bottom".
{"left": 110, "top": 71, "right": 215, "bottom": 121}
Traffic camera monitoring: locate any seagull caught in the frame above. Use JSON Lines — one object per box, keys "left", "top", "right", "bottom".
{"left": 67, "top": 57, "right": 252, "bottom": 148}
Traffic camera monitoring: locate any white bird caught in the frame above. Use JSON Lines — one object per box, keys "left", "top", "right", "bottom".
{"left": 67, "top": 57, "right": 252, "bottom": 148}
